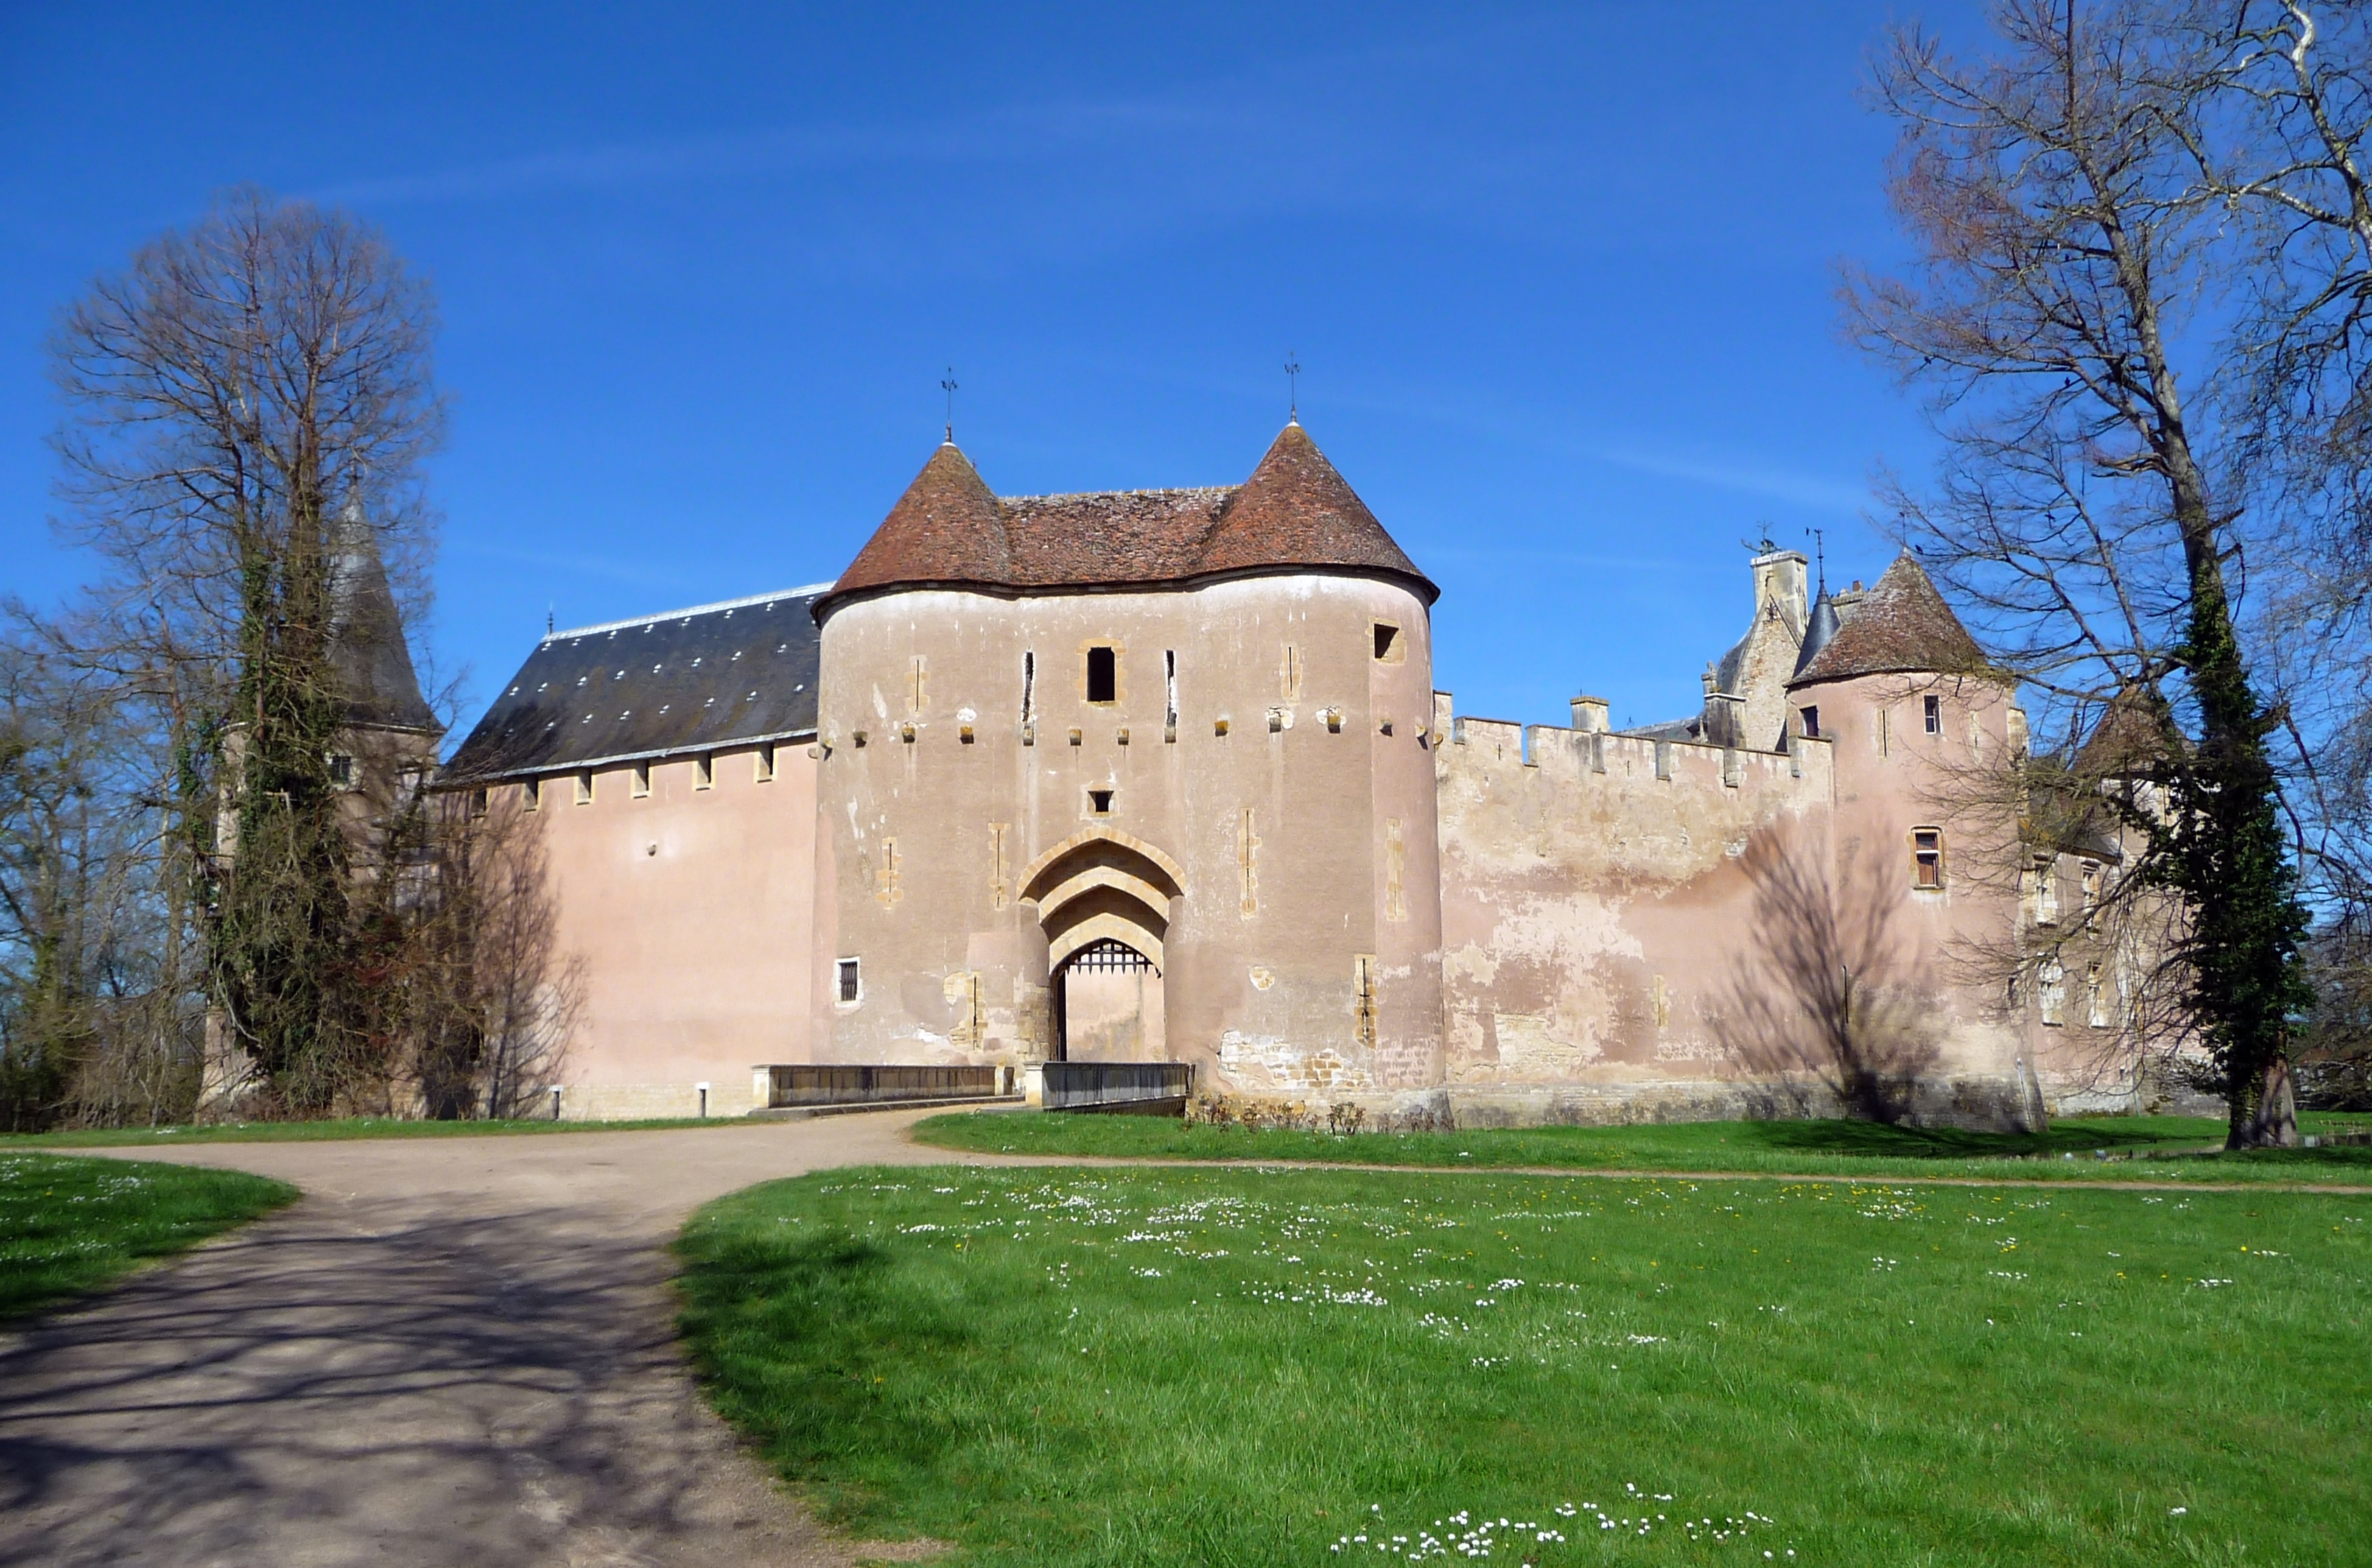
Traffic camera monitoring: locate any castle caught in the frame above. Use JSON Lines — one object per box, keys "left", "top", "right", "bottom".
{"left": 430, "top": 421, "right": 2155, "bottom": 1126}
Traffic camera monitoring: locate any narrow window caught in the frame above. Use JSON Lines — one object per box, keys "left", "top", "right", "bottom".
{"left": 574, "top": 770, "right": 594, "bottom": 805}
{"left": 1354, "top": 954, "right": 1378, "bottom": 1050}
{"left": 1088, "top": 788, "right": 1113, "bottom": 816}
{"left": 1912, "top": 827, "right": 1944, "bottom": 889}
{"left": 908, "top": 654, "right": 926, "bottom": 714}
{"left": 523, "top": 777, "right": 540, "bottom": 811}
{"left": 2086, "top": 962, "right": 2108, "bottom": 1028}
{"left": 632, "top": 761, "right": 651, "bottom": 798}
{"left": 1798, "top": 705, "right": 1820, "bottom": 740}
{"left": 2038, "top": 957, "right": 2066, "bottom": 1026}
{"left": 469, "top": 788, "right": 489, "bottom": 818}
{"left": 694, "top": 753, "right": 713, "bottom": 789}
{"left": 1086, "top": 645, "right": 1117, "bottom": 703}
{"left": 1373, "top": 623, "right": 1404, "bottom": 663}
{"left": 1281, "top": 643, "right": 1301, "bottom": 699}
{"left": 327, "top": 753, "right": 355, "bottom": 789}
{"left": 754, "top": 742, "right": 775, "bottom": 783}
{"left": 837, "top": 958, "right": 861, "bottom": 1004}
{"left": 1923, "top": 694, "right": 1942, "bottom": 735}
{"left": 2033, "top": 860, "right": 2059, "bottom": 926}
{"left": 1164, "top": 650, "right": 1178, "bottom": 741}
{"left": 1877, "top": 707, "right": 1891, "bottom": 756}
{"left": 2080, "top": 860, "right": 2101, "bottom": 910}
{"left": 1022, "top": 650, "right": 1036, "bottom": 724}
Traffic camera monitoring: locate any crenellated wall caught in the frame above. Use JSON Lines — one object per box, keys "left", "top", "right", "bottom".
{"left": 1427, "top": 695, "right": 1835, "bottom": 1122}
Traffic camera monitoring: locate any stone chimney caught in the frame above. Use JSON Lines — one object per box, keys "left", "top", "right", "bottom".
{"left": 1569, "top": 695, "right": 1610, "bottom": 733}
{"left": 1751, "top": 549, "right": 1809, "bottom": 640}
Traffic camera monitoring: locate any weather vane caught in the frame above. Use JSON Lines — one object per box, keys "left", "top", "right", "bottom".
{"left": 940, "top": 367, "right": 958, "bottom": 442}
{"left": 1285, "top": 351, "right": 1301, "bottom": 423}
{"left": 1808, "top": 526, "right": 1826, "bottom": 591}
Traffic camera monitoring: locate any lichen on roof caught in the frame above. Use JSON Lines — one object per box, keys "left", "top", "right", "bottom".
{"left": 1788, "top": 553, "right": 1992, "bottom": 686}
{"left": 821, "top": 421, "right": 1436, "bottom": 612}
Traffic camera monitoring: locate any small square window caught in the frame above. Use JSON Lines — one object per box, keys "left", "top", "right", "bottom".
{"left": 574, "top": 770, "right": 594, "bottom": 805}
{"left": 1088, "top": 788, "right": 1113, "bottom": 816}
{"left": 631, "top": 761, "right": 651, "bottom": 798}
{"left": 755, "top": 742, "right": 775, "bottom": 783}
{"left": 1372, "top": 623, "right": 1404, "bottom": 663}
{"left": 1087, "top": 645, "right": 1117, "bottom": 704}
{"left": 837, "top": 958, "right": 861, "bottom": 1004}
{"left": 469, "top": 788, "right": 489, "bottom": 818}
{"left": 694, "top": 754, "right": 714, "bottom": 789}
{"left": 327, "top": 753, "right": 355, "bottom": 789}
{"left": 1798, "top": 705, "right": 1820, "bottom": 740}
{"left": 1923, "top": 694, "right": 1942, "bottom": 735}
{"left": 1912, "top": 827, "right": 1944, "bottom": 889}
{"left": 523, "top": 777, "right": 540, "bottom": 811}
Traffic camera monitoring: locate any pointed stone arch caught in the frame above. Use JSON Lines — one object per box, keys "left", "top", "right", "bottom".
{"left": 1021, "top": 826, "right": 1183, "bottom": 978}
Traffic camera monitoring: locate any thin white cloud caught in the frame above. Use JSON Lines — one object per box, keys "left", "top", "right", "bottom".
{"left": 1589, "top": 444, "right": 1871, "bottom": 515}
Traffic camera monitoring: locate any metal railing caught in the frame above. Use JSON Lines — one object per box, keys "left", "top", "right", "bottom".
{"left": 1040, "top": 1060, "right": 1195, "bottom": 1112}
{"left": 766, "top": 1064, "right": 1003, "bottom": 1108}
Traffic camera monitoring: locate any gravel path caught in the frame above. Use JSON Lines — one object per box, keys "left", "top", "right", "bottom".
{"left": 0, "top": 1112, "right": 1013, "bottom": 1568}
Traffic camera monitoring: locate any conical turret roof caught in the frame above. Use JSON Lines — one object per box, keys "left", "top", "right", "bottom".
{"left": 1788, "top": 553, "right": 1991, "bottom": 686}
{"left": 327, "top": 500, "right": 439, "bottom": 733}
{"left": 818, "top": 422, "right": 1435, "bottom": 615}
{"left": 830, "top": 442, "right": 1010, "bottom": 600}
{"left": 1792, "top": 588, "right": 1844, "bottom": 678}
{"left": 2075, "top": 681, "right": 2181, "bottom": 778}
{"left": 1197, "top": 422, "right": 1431, "bottom": 590}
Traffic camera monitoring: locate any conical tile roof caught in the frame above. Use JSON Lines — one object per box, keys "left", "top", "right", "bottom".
{"left": 1198, "top": 422, "right": 1431, "bottom": 588}
{"left": 819, "top": 423, "right": 1434, "bottom": 614}
{"left": 1788, "top": 553, "right": 1991, "bottom": 686}
{"left": 831, "top": 442, "right": 1010, "bottom": 599}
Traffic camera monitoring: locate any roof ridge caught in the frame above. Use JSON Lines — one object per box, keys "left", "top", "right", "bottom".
{"left": 1000, "top": 484, "right": 1240, "bottom": 505}
{"left": 549, "top": 583, "right": 835, "bottom": 641}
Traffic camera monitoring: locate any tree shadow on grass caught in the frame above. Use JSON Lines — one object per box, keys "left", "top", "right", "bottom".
{"left": 1718, "top": 1117, "right": 2218, "bottom": 1160}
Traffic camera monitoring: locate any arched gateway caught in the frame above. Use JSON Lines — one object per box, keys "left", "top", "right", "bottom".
{"left": 1020, "top": 828, "right": 1183, "bottom": 1060}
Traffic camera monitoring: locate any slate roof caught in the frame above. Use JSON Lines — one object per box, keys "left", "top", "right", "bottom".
{"left": 1791, "top": 589, "right": 1844, "bottom": 679}
{"left": 442, "top": 586, "right": 828, "bottom": 782}
{"left": 819, "top": 421, "right": 1436, "bottom": 614}
{"left": 328, "top": 500, "right": 440, "bottom": 735}
{"left": 1788, "top": 553, "right": 1993, "bottom": 686}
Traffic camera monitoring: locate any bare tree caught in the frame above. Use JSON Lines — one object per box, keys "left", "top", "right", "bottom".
{"left": 1715, "top": 825, "right": 1948, "bottom": 1126}
{"left": 1845, "top": 1, "right": 2312, "bottom": 1146}
{"left": 345, "top": 787, "right": 580, "bottom": 1120}
{"left": 47, "top": 188, "right": 444, "bottom": 1115}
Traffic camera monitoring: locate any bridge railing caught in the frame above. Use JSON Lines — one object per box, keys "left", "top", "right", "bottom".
{"left": 1038, "top": 1061, "right": 1195, "bottom": 1113}
{"left": 763, "top": 1064, "right": 1006, "bottom": 1109}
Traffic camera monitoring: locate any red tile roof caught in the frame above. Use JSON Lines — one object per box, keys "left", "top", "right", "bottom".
{"left": 1788, "top": 553, "right": 1993, "bottom": 686}
{"left": 821, "top": 423, "right": 1435, "bottom": 612}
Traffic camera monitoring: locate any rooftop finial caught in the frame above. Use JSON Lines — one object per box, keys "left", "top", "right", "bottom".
{"left": 940, "top": 367, "right": 958, "bottom": 443}
{"left": 1285, "top": 351, "right": 1301, "bottom": 424}
{"left": 547, "top": 602, "right": 556, "bottom": 637}
{"left": 1809, "top": 526, "right": 1826, "bottom": 593}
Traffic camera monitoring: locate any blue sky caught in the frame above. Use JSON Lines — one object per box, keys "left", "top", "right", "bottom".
{"left": 0, "top": 3, "right": 1982, "bottom": 740}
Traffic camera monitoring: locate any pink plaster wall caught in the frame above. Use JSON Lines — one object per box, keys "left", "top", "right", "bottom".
{"left": 522, "top": 742, "right": 817, "bottom": 1113}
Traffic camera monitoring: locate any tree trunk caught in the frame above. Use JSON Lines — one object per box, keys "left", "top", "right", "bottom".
{"left": 2231, "top": 1052, "right": 2300, "bottom": 1149}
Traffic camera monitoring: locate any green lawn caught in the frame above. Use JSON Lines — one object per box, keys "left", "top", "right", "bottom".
{"left": 912, "top": 1110, "right": 2372, "bottom": 1185}
{"left": 0, "top": 1114, "right": 748, "bottom": 1149}
{"left": 678, "top": 1164, "right": 2371, "bottom": 1566}
{"left": 0, "top": 1152, "right": 297, "bottom": 1323}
